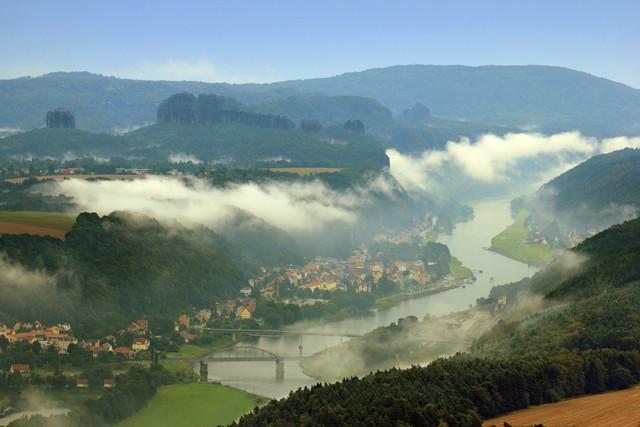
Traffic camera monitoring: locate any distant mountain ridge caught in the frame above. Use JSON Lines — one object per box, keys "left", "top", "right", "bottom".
{"left": 1, "top": 65, "right": 639, "bottom": 136}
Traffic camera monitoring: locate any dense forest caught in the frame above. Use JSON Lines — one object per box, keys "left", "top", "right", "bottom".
{"left": 235, "top": 349, "right": 640, "bottom": 426}
{"left": 0, "top": 211, "right": 301, "bottom": 337}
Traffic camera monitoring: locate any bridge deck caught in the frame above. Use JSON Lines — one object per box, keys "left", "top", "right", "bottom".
{"left": 202, "top": 327, "right": 362, "bottom": 338}
{"left": 205, "top": 356, "right": 299, "bottom": 362}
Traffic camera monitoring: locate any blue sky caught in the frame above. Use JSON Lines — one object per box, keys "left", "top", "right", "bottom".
{"left": 1, "top": 0, "right": 638, "bottom": 87}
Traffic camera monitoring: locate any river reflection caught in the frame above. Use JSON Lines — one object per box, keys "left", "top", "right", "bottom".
{"left": 206, "top": 198, "right": 538, "bottom": 398}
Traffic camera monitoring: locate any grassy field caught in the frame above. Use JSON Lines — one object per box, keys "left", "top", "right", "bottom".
{"left": 450, "top": 256, "right": 474, "bottom": 280}
{"left": 484, "top": 386, "right": 640, "bottom": 427}
{"left": 268, "top": 167, "right": 342, "bottom": 176}
{"left": 117, "top": 383, "right": 264, "bottom": 427}
{"left": 490, "top": 209, "right": 552, "bottom": 266}
{"left": 0, "top": 210, "right": 75, "bottom": 239}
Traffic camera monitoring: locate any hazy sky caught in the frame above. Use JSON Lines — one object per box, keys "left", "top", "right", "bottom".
{"left": 1, "top": 0, "right": 638, "bottom": 87}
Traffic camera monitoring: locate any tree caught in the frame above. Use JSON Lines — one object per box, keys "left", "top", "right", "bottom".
{"left": 46, "top": 108, "right": 75, "bottom": 129}
{"left": 344, "top": 119, "right": 365, "bottom": 132}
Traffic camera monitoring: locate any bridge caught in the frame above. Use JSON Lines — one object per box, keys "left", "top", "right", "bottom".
{"left": 200, "top": 345, "right": 294, "bottom": 382}
{"left": 196, "top": 328, "right": 473, "bottom": 382}
{"left": 202, "top": 327, "right": 363, "bottom": 339}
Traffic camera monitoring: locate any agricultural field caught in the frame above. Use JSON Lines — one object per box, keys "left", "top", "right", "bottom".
{"left": 0, "top": 211, "right": 75, "bottom": 239}
{"left": 484, "top": 386, "right": 640, "bottom": 427}
{"left": 489, "top": 209, "right": 552, "bottom": 266}
{"left": 117, "top": 383, "right": 265, "bottom": 427}
{"left": 268, "top": 167, "right": 342, "bottom": 176}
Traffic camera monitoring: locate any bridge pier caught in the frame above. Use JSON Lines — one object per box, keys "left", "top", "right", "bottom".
{"left": 199, "top": 361, "right": 208, "bottom": 383}
{"left": 298, "top": 335, "right": 303, "bottom": 359}
{"left": 275, "top": 358, "right": 284, "bottom": 382}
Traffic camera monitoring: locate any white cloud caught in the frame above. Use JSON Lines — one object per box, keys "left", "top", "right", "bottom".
{"left": 445, "top": 132, "right": 596, "bottom": 182}
{"left": 387, "top": 132, "right": 599, "bottom": 193}
{"left": 49, "top": 176, "right": 365, "bottom": 233}
{"left": 600, "top": 136, "right": 640, "bottom": 154}
{"left": 168, "top": 153, "right": 202, "bottom": 164}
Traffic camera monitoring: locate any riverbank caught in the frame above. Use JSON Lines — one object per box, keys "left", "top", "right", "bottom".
{"left": 375, "top": 257, "right": 475, "bottom": 309}
{"left": 117, "top": 383, "right": 264, "bottom": 427}
{"left": 489, "top": 209, "right": 552, "bottom": 265}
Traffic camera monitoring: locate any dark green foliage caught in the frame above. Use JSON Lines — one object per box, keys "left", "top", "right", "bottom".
{"left": 45, "top": 108, "right": 75, "bottom": 129}
{"left": 474, "top": 217, "right": 640, "bottom": 357}
{"left": 540, "top": 148, "right": 640, "bottom": 213}
{"left": 0, "top": 212, "right": 249, "bottom": 337}
{"left": 234, "top": 349, "right": 640, "bottom": 426}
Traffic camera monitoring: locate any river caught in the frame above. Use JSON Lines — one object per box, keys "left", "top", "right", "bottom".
{"left": 204, "top": 198, "right": 538, "bottom": 398}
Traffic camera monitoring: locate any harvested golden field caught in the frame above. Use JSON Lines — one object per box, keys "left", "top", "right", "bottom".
{"left": 484, "top": 386, "right": 640, "bottom": 427}
{"left": 268, "top": 167, "right": 343, "bottom": 176}
{"left": 0, "top": 211, "right": 75, "bottom": 240}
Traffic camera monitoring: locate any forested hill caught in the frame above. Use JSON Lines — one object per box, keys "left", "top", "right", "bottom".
{"left": 474, "top": 216, "right": 640, "bottom": 357}
{"left": 539, "top": 148, "right": 640, "bottom": 212}
{"left": 2, "top": 65, "right": 639, "bottom": 136}
{"left": 269, "top": 65, "right": 640, "bottom": 136}
{"left": 0, "top": 211, "right": 301, "bottom": 337}
{"left": 234, "top": 218, "right": 640, "bottom": 426}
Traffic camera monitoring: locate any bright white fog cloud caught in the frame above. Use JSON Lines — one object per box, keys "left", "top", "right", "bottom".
{"left": 0, "top": 255, "right": 53, "bottom": 289}
{"left": 388, "top": 132, "right": 640, "bottom": 193}
{"left": 50, "top": 177, "right": 364, "bottom": 233}
{"left": 600, "top": 136, "right": 640, "bottom": 153}
{"left": 168, "top": 153, "right": 202, "bottom": 164}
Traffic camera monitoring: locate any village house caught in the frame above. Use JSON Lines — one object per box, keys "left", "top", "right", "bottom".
{"left": 180, "top": 331, "right": 196, "bottom": 343}
{"left": 236, "top": 306, "right": 252, "bottom": 320}
{"left": 76, "top": 378, "right": 89, "bottom": 388}
{"left": 127, "top": 319, "right": 149, "bottom": 335}
{"left": 239, "top": 287, "right": 252, "bottom": 297}
{"left": 114, "top": 347, "right": 133, "bottom": 359}
{"left": 178, "top": 314, "right": 190, "bottom": 329}
{"left": 193, "top": 309, "right": 211, "bottom": 324}
{"left": 132, "top": 338, "right": 150, "bottom": 352}
{"left": 10, "top": 364, "right": 30, "bottom": 375}
{"left": 103, "top": 378, "right": 116, "bottom": 388}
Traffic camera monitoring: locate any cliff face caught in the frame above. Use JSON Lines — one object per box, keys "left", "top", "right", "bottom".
{"left": 46, "top": 108, "right": 75, "bottom": 129}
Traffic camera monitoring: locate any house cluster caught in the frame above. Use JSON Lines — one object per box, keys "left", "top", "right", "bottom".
{"left": 213, "top": 297, "right": 257, "bottom": 321}
{"left": 0, "top": 321, "right": 77, "bottom": 353}
{"left": 78, "top": 319, "right": 151, "bottom": 359}
{"left": 373, "top": 214, "right": 436, "bottom": 245}
{"left": 248, "top": 253, "right": 434, "bottom": 301}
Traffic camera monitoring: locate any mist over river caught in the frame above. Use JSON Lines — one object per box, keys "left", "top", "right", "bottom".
{"left": 204, "top": 198, "right": 538, "bottom": 399}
